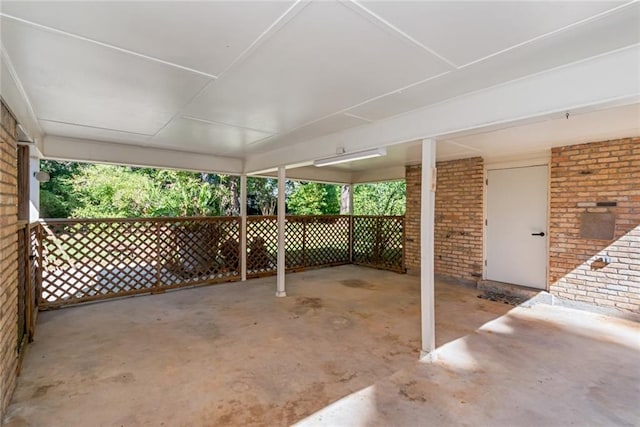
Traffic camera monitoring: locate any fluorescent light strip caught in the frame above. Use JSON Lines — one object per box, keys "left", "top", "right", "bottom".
{"left": 313, "top": 148, "right": 386, "bottom": 167}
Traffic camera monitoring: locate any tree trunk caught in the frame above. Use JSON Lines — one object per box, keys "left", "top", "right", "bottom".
{"left": 228, "top": 176, "right": 240, "bottom": 216}
{"left": 340, "top": 184, "right": 351, "bottom": 214}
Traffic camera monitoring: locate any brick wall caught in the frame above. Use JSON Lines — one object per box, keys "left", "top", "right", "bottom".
{"left": 434, "top": 158, "right": 484, "bottom": 282}
{"left": 0, "top": 100, "right": 19, "bottom": 417}
{"left": 549, "top": 138, "right": 640, "bottom": 313}
{"left": 405, "top": 158, "right": 484, "bottom": 282}
{"left": 405, "top": 165, "right": 421, "bottom": 271}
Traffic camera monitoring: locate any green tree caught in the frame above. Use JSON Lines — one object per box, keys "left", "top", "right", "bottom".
{"left": 287, "top": 181, "right": 340, "bottom": 215}
{"left": 61, "top": 163, "right": 234, "bottom": 218}
{"left": 247, "top": 177, "right": 278, "bottom": 215}
{"left": 39, "top": 160, "right": 84, "bottom": 218}
{"left": 70, "top": 164, "right": 157, "bottom": 218}
{"left": 353, "top": 181, "right": 406, "bottom": 216}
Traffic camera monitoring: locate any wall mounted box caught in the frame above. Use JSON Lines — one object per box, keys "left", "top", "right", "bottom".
{"left": 580, "top": 212, "right": 615, "bottom": 240}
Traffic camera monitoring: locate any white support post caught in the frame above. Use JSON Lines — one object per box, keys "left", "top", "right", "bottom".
{"left": 240, "top": 174, "right": 247, "bottom": 282}
{"left": 420, "top": 138, "right": 437, "bottom": 361}
{"left": 29, "top": 153, "right": 41, "bottom": 221}
{"left": 276, "top": 166, "right": 287, "bottom": 297}
{"left": 348, "top": 183, "right": 354, "bottom": 215}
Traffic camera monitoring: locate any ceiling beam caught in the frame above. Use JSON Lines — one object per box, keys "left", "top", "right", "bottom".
{"left": 256, "top": 165, "right": 353, "bottom": 184}
{"left": 351, "top": 166, "right": 405, "bottom": 184}
{"left": 42, "top": 135, "right": 243, "bottom": 174}
{"left": 1, "top": 46, "right": 43, "bottom": 152}
{"left": 244, "top": 45, "right": 640, "bottom": 174}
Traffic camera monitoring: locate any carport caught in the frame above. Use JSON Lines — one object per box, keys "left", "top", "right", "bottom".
{"left": 1, "top": 1, "right": 639, "bottom": 425}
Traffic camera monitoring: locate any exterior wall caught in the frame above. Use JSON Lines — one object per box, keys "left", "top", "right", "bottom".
{"left": 549, "top": 138, "right": 640, "bottom": 312}
{"left": 404, "top": 165, "right": 421, "bottom": 271}
{"left": 405, "top": 157, "right": 484, "bottom": 283}
{"left": 0, "top": 100, "right": 19, "bottom": 416}
{"left": 434, "top": 157, "right": 484, "bottom": 282}
{"left": 405, "top": 138, "right": 639, "bottom": 314}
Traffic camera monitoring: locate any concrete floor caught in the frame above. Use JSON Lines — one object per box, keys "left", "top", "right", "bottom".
{"left": 4, "top": 265, "right": 639, "bottom": 426}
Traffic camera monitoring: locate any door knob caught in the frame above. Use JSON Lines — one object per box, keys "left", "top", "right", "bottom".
{"left": 531, "top": 232, "right": 545, "bottom": 237}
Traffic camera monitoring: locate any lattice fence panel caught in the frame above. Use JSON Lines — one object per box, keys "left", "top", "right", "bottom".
{"left": 377, "top": 217, "right": 405, "bottom": 271}
{"left": 17, "top": 225, "right": 27, "bottom": 348}
{"left": 352, "top": 216, "right": 377, "bottom": 265}
{"left": 247, "top": 216, "right": 278, "bottom": 277}
{"left": 285, "top": 218, "right": 305, "bottom": 269}
{"left": 36, "top": 214, "right": 403, "bottom": 308}
{"left": 302, "top": 216, "right": 350, "bottom": 267}
{"left": 39, "top": 217, "right": 240, "bottom": 308}
{"left": 352, "top": 216, "right": 405, "bottom": 272}
{"left": 29, "top": 225, "right": 40, "bottom": 324}
{"left": 158, "top": 218, "right": 240, "bottom": 287}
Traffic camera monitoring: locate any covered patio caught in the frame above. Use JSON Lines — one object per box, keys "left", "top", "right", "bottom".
{"left": 5, "top": 265, "right": 639, "bottom": 426}
{"left": 1, "top": 1, "right": 639, "bottom": 425}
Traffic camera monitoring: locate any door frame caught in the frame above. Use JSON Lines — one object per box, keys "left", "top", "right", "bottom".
{"left": 482, "top": 156, "right": 551, "bottom": 290}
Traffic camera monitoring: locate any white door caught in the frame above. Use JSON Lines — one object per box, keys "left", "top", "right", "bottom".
{"left": 486, "top": 165, "right": 548, "bottom": 289}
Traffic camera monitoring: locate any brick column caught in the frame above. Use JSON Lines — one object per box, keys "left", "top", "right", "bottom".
{"left": 405, "top": 157, "right": 484, "bottom": 283}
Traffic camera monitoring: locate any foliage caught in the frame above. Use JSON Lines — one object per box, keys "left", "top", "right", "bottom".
{"left": 39, "top": 160, "right": 83, "bottom": 218}
{"left": 353, "top": 181, "right": 406, "bottom": 216}
{"left": 39, "top": 160, "right": 407, "bottom": 219}
{"left": 287, "top": 181, "right": 340, "bottom": 215}
{"left": 247, "top": 177, "right": 278, "bottom": 215}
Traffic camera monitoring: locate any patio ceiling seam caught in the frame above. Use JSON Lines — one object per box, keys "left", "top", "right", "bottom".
{"left": 0, "top": 13, "right": 219, "bottom": 79}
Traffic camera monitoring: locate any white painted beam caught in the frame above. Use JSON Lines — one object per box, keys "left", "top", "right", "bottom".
{"left": 1, "top": 46, "right": 43, "bottom": 152}
{"left": 29, "top": 153, "right": 40, "bottom": 221}
{"left": 240, "top": 174, "right": 247, "bottom": 282}
{"left": 256, "top": 165, "right": 353, "bottom": 185}
{"left": 420, "top": 138, "right": 436, "bottom": 361}
{"left": 42, "top": 135, "right": 243, "bottom": 174}
{"left": 276, "top": 166, "right": 287, "bottom": 297}
{"left": 351, "top": 166, "right": 406, "bottom": 184}
{"left": 244, "top": 46, "right": 640, "bottom": 174}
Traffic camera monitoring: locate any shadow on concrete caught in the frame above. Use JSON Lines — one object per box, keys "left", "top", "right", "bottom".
{"left": 296, "top": 304, "right": 640, "bottom": 426}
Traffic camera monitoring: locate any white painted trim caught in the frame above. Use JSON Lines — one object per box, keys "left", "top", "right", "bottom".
{"left": 545, "top": 164, "right": 552, "bottom": 292}
{"left": 482, "top": 166, "right": 488, "bottom": 281}
{"left": 240, "top": 174, "right": 248, "bottom": 282}
{"left": 0, "top": 45, "right": 44, "bottom": 151}
{"left": 276, "top": 166, "right": 287, "bottom": 297}
{"left": 258, "top": 166, "right": 352, "bottom": 185}
{"left": 29, "top": 153, "right": 40, "bottom": 221}
{"left": 483, "top": 154, "right": 552, "bottom": 170}
{"left": 244, "top": 46, "right": 640, "bottom": 174}
{"left": 420, "top": 138, "right": 436, "bottom": 358}
{"left": 351, "top": 166, "right": 406, "bottom": 184}
{"left": 42, "top": 135, "right": 243, "bottom": 174}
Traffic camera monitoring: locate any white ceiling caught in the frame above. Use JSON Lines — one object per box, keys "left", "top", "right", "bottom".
{"left": 1, "top": 0, "right": 638, "bottom": 167}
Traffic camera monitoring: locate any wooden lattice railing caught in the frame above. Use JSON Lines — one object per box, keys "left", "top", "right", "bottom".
{"left": 352, "top": 216, "right": 405, "bottom": 273}
{"left": 246, "top": 215, "right": 351, "bottom": 278}
{"left": 37, "top": 217, "right": 240, "bottom": 308}
{"left": 33, "top": 215, "right": 404, "bottom": 308}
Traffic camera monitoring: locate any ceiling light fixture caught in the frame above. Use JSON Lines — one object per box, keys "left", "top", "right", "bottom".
{"left": 313, "top": 148, "right": 386, "bottom": 167}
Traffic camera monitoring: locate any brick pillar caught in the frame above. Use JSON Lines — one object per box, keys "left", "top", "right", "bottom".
{"left": 0, "top": 101, "right": 19, "bottom": 417}
{"left": 405, "top": 165, "right": 422, "bottom": 273}
{"left": 405, "top": 157, "right": 484, "bottom": 283}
